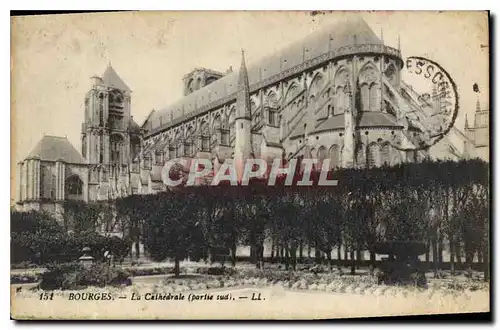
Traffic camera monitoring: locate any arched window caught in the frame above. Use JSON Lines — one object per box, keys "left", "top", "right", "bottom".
{"left": 329, "top": 144, "right": 341, "bottom": 169}
{"left": 143, "top": 153, "right": 152, "bottom": 169}
{"left": 356, "top": 143, "right": 366, "bottom": 168}
{"left": 200, "top": 121, "right": 210, "bottom": 152}
{"left": 334, "top": 68, "right": 349, "bottom": 113}
{"left": 381, "top": 143, "right": 391, "bottom": 166}
{"left": 360, "top": 84, "right": 370, "bottom": 111}
{"left": 317, "top": 146, "right": 327, "bottom": 169}
{"left": 390, "top": 148, "right": 401, "bottom": 166}
{"left": 367, "top": 143, "right": 380, "bottom": 168}
{"left": 186, "top": 79, "right": 194, "bottom": 94}
{"left": 155, "top": 150, "right": 163, "bottom": 165}
{"left": 65, "top": 175, "right": 83, "bottom": 200}
{"left": 110, "top": 134, "right": 124, "bottom": 164}
{"left": 369, "top": 83, "right": 380, "bottom": 111}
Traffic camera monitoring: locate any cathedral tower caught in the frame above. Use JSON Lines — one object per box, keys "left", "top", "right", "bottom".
{"left": 81, "top": 64, "right": 132, "bottom": 167}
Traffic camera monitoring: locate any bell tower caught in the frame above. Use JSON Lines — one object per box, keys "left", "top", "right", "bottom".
{"left": 81, "top": 63, "right": 132, "bottom": 166}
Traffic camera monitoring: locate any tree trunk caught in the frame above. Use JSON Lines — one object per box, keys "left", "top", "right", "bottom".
{"left": 260, "top": 243, "right": 265, "bottom": 269}
{"left": 454, "top": 241, "right": 461, "bottom": 267}
{"left": 290, "top": 246, "right": 297, "bottom": 271}
{"left": 344, "top": 245, "right": 348, "bottom": 260}
{"left": 231, "top": 241, "right": 237, "bottom": 267}
{"left": 438, "top": 235, "right": 443, "bottom": 265}
{"left": 174, "top": 256, "right": 180, "bottom": 278}
{"left": 449, "top": 238, "right": 455, "bottom": 275}
{"left": 337, "top": 246, "right": 342, "bottom": 261}
{"left": 483, "top": 243, "right": 489, "bottom": 281}
{"left": 432, "top": 239, "right": 439, "bottom": 278}
{"left": 328, "top": 250, "right": 332, "bottom": 271}
{"left": 299, "top": 243, "right": 303, "bottom": 263}
{"left": 270, "top": 241, "right": 275, "bottom": 262}
{"left": 356, "top": 249, "right": 361, "bottom": 270}
{"left": 284, "top": 247, "right": 289, "bottom": 270}
{"left": 135, "top": 240, "right": 140, "bottom": 259}
{"left": 369, "top": 251, "right": 376, "bottom": 275}
{"left": 350, "top": 248, "right": 356, "bottom": 275}
{"left": 315, "top": 245, "right": 321, "bottom": 264}
{"left": 308, "top": 244, "right": 311, "bottom": 258}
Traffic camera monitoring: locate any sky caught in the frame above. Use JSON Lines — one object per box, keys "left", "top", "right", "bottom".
{"left": 11, "top": 11, "right": 489, "bottom": 165}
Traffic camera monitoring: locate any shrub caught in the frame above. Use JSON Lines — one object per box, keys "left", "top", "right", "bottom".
{"left": 195, "top": 266, "right": 237, "bottom": 276}
{"left": 11, "top": 273, "right": 39, "bottom": 284}
{"left": 11, "top": 261, "right": 39, "bottom": 269}
{"left": 40, "top": 262, "right": 131, "bottom": 290}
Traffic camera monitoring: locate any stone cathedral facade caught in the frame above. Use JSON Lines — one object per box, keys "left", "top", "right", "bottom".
{"left": 16, "top": 18, "right": 488, "bottom": 217}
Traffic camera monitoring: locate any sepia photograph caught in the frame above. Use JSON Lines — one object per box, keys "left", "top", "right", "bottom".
{"left": 10, "top": 10, "right": 490, "bottom": 320}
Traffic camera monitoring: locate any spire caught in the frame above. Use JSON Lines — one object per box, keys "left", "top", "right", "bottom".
{"left": 236, "top": 49, "right": 251, "bottom": 119}
{"left": 238, "top": 49, "right": 249, "bottom": 89}
{"left": 476, "top": 98, "right": 481, "bottom": 112}
{"left": 465, "top": 115, "right": 469, "bottom": 129}
{"left": 397, "top": 34, "right": 401, "bottom": 51}
{"left": 102, "top": 65, "right": 131, "bottom": 91}
{"left": 380, "top": 28, "right": 384, "bottom": 43}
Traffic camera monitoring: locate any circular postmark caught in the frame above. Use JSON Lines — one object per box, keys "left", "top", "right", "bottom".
{"left": 391, "top": 56, "right": 459, "bottom": 151}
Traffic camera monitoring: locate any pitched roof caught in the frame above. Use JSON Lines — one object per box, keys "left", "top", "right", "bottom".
{"left": 26, "top": 136, "right": 85, "bottom": 164}
{"left": 357, "top": 112, "right": 402, "bottom": 128}
{"left": 101, "top": 65, "right": 131, "bottom": 91}
{"left": 312, "top": 114, "right": 346, "bottom": 134}
{"left": 147, "top": 17, "right": 383, "bottom": 131}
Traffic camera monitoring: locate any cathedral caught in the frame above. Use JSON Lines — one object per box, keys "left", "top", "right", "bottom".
{"left": 16, "top": 17, "right": 489, "bottom": 217}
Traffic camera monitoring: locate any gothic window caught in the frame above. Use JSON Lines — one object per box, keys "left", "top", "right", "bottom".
{"left": 110, "top": 134, "right": 124, "bottom": 165}
{"left": 169, "top": 147, "right": 176, "bottom": 160}
{"left": 369, "top": 83, "right": 380, "bottom": 111}
{"left": 220, "top": 129, "right": 230, "bottom": 146}
{"left": 384, "top": 64, "right": 396, "bottom": 81}
{"left": 187, "top": 79, "right": 194, "bottom": 94}
{"left": 360, "top": 84, "right": 370, "bottom": 111}
{"left": 50, "top": 174, "right": 56, "bottom": 199}
{"left": 144, "top": 154, "right": 152, "bottom": 169}
{"left": 329, "top": 144, "right": 341, "bottom": 169}
{"left": 65, "top": 175, "right": 83, "bottom": 198}
{"left": 99, "top": 135, "right": 104, "bottom": 164}
{"left": 334, "top": 68, "right": 349, "bottom": 112}
{"left": 155, "top": 150, "right": 163, "bottom": 165}
{"left": 200, "top": 121, "right": 210, "bottom": 152}
{"left": 367, "top": 143, "right": 380, "bottom": 168}
{"left": 268, "top": 109, "right": 277, "bottom": 126}
{"left": 184, "top": 141, "right": 194, "bottom": 157}
{"left": 356, "top": 144, "right": 366, "bottom": 168}
{"left": 381, "top": 143, "right": 391, "bottom": 166}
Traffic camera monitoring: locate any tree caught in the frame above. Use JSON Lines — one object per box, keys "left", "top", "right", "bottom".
{"left": 142, "top": 191, "right": 204, "bottom": 277}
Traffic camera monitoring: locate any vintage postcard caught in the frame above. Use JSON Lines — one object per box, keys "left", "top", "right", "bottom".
{"left": 10, "top": 11, "right": 490, "bottom": 320}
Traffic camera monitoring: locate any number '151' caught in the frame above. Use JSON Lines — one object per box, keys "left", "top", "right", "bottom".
{"left": 39, "top": 292, "right": 54, "bottom": 300}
